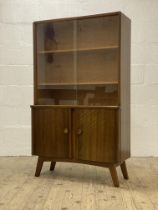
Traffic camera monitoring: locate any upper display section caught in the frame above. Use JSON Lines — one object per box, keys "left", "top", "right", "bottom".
{"left": 34, "top": 13, "right": 121, "bottom": 106}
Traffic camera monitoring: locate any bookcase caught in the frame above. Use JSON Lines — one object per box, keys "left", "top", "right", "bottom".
{"left": 31, "top": 12, "right": 131, "bottom": 187}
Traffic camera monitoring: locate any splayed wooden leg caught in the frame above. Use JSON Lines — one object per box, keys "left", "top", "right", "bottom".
{"left": 35, "top": 157, "right": 44, "bottom": 177}
{"left": 50, "top": 161, "right": 56, "bottom": 171}
{"left": 120, "top": 161, "right": 129, "bottom": 179}
{"left": 109, "top": 165, "right": 119, "bottom": 187}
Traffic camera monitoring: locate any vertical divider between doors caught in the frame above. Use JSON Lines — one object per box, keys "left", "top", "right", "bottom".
{"left": 68, "top": 108, "right": 72, "bottom": 159}
{"left": 71, "top": 108, "right": 77, "bottom": 160}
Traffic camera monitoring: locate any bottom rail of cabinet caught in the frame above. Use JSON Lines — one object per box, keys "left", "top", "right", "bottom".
{"left": 34, "top": 156, "right": 129, "bottom": 187}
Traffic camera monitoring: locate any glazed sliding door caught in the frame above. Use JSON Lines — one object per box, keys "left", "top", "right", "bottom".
{"left": 74, "top": 108, "right": 119, "bottom": 162}
{"left": 34, "top": 20, "right": 78, "bottom": 105}
{"left": 75, "top": 15, "right": 120, "bottom": 106}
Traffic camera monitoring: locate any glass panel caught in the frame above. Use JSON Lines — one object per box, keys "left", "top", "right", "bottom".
{"left": 76, "top": 15, "right": 119, "bottom": 106}
{"left": 36, "top": 20, "right": 77, "bottom": 105}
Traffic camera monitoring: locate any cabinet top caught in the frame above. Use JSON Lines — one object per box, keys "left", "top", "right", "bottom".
{"left": 33, "top": 11, "right": 129, "bottom": 24}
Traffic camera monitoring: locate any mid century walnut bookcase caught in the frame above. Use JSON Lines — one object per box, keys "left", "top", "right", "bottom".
{"left": 31, "top": 12, "right": 130, "bottom": 187}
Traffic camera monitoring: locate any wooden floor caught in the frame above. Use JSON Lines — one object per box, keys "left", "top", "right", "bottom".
{"left": 0, "top": 157, "right": 158, "bottom": 210}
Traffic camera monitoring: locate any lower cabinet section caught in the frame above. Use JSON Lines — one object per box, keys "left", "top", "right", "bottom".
{"left": 31, "top": 106, "right": 129, "bottom": 187}
{"left": 32, "top": 107, "right": 118, "bottom": 162}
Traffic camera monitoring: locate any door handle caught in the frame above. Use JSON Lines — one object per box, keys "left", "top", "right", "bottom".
{"left": 77, "top": 128, "right": 82, "bottom": 135}
{"left": 63, "top": 128, "right": 69, "bottom": 134}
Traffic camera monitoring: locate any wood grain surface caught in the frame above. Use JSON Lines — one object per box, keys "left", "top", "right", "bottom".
{"left": 32, "top": 108, "right": 71, "bottom": 158}
{"left": 74, "top": 108, "right": 118, "bottom": 162}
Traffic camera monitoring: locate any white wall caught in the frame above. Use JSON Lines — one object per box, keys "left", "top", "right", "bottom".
{"left": 0, "top": 0, "right": 158, "bottom": 156}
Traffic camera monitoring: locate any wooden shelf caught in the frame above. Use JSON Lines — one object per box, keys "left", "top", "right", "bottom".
{"left": 31, "top": 105, "right": 120, "bottom": 109}
{"left": 38, "top": 82, "right": 118, "bottom": 89}
{"left": 38, "top": 46, "right": 119, "bottom": 54}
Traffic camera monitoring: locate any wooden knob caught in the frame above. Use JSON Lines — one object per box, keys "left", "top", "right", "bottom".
{"left": 77, "top": 129, "right": 82, "bottom": 135}
{"left": 64, "top": 128, "right": 69, "bottom": 134}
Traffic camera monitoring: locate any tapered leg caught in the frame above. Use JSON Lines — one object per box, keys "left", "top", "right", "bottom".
{"left": 109, "top": 165, "right": 119, "bottom": 187}
{"left": 50, "top": 161, "right": 56, "bottom": 171}
{"left": 120, "top": 161, "right": 129, "bottom": 179}
{"left": 35, "top": 157, "right": 44, "bottom": 177}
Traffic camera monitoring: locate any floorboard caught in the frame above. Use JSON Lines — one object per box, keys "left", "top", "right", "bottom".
{"left": 0, "top": 157, "right": 158, "bottom": 210}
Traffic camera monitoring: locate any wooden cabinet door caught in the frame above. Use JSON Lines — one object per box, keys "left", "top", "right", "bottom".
{"left": 32, "top": 107, "right": 71, "bottom": 158}
{"left": 74, "top": 108, "right": 119, "bottom": 163}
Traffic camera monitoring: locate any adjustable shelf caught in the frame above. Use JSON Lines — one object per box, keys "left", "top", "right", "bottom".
{"left": 38, "top": 45, "right": 119, "bottom": 54}
{"left": 38, "top": 82, "right": 119, "bottom": 89}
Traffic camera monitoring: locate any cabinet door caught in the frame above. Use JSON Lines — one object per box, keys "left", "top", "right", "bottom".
{"left": 34, "top": 20, "right": 78, "bottom": 105}
{"left": 74, "top": 108, "right": 118, "bottom": 162}
{"left": 76, "top": 15, "right": 119, "bottom": 106}
{"left": 32, "top": 107, "right": 71, "bottom": 158}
